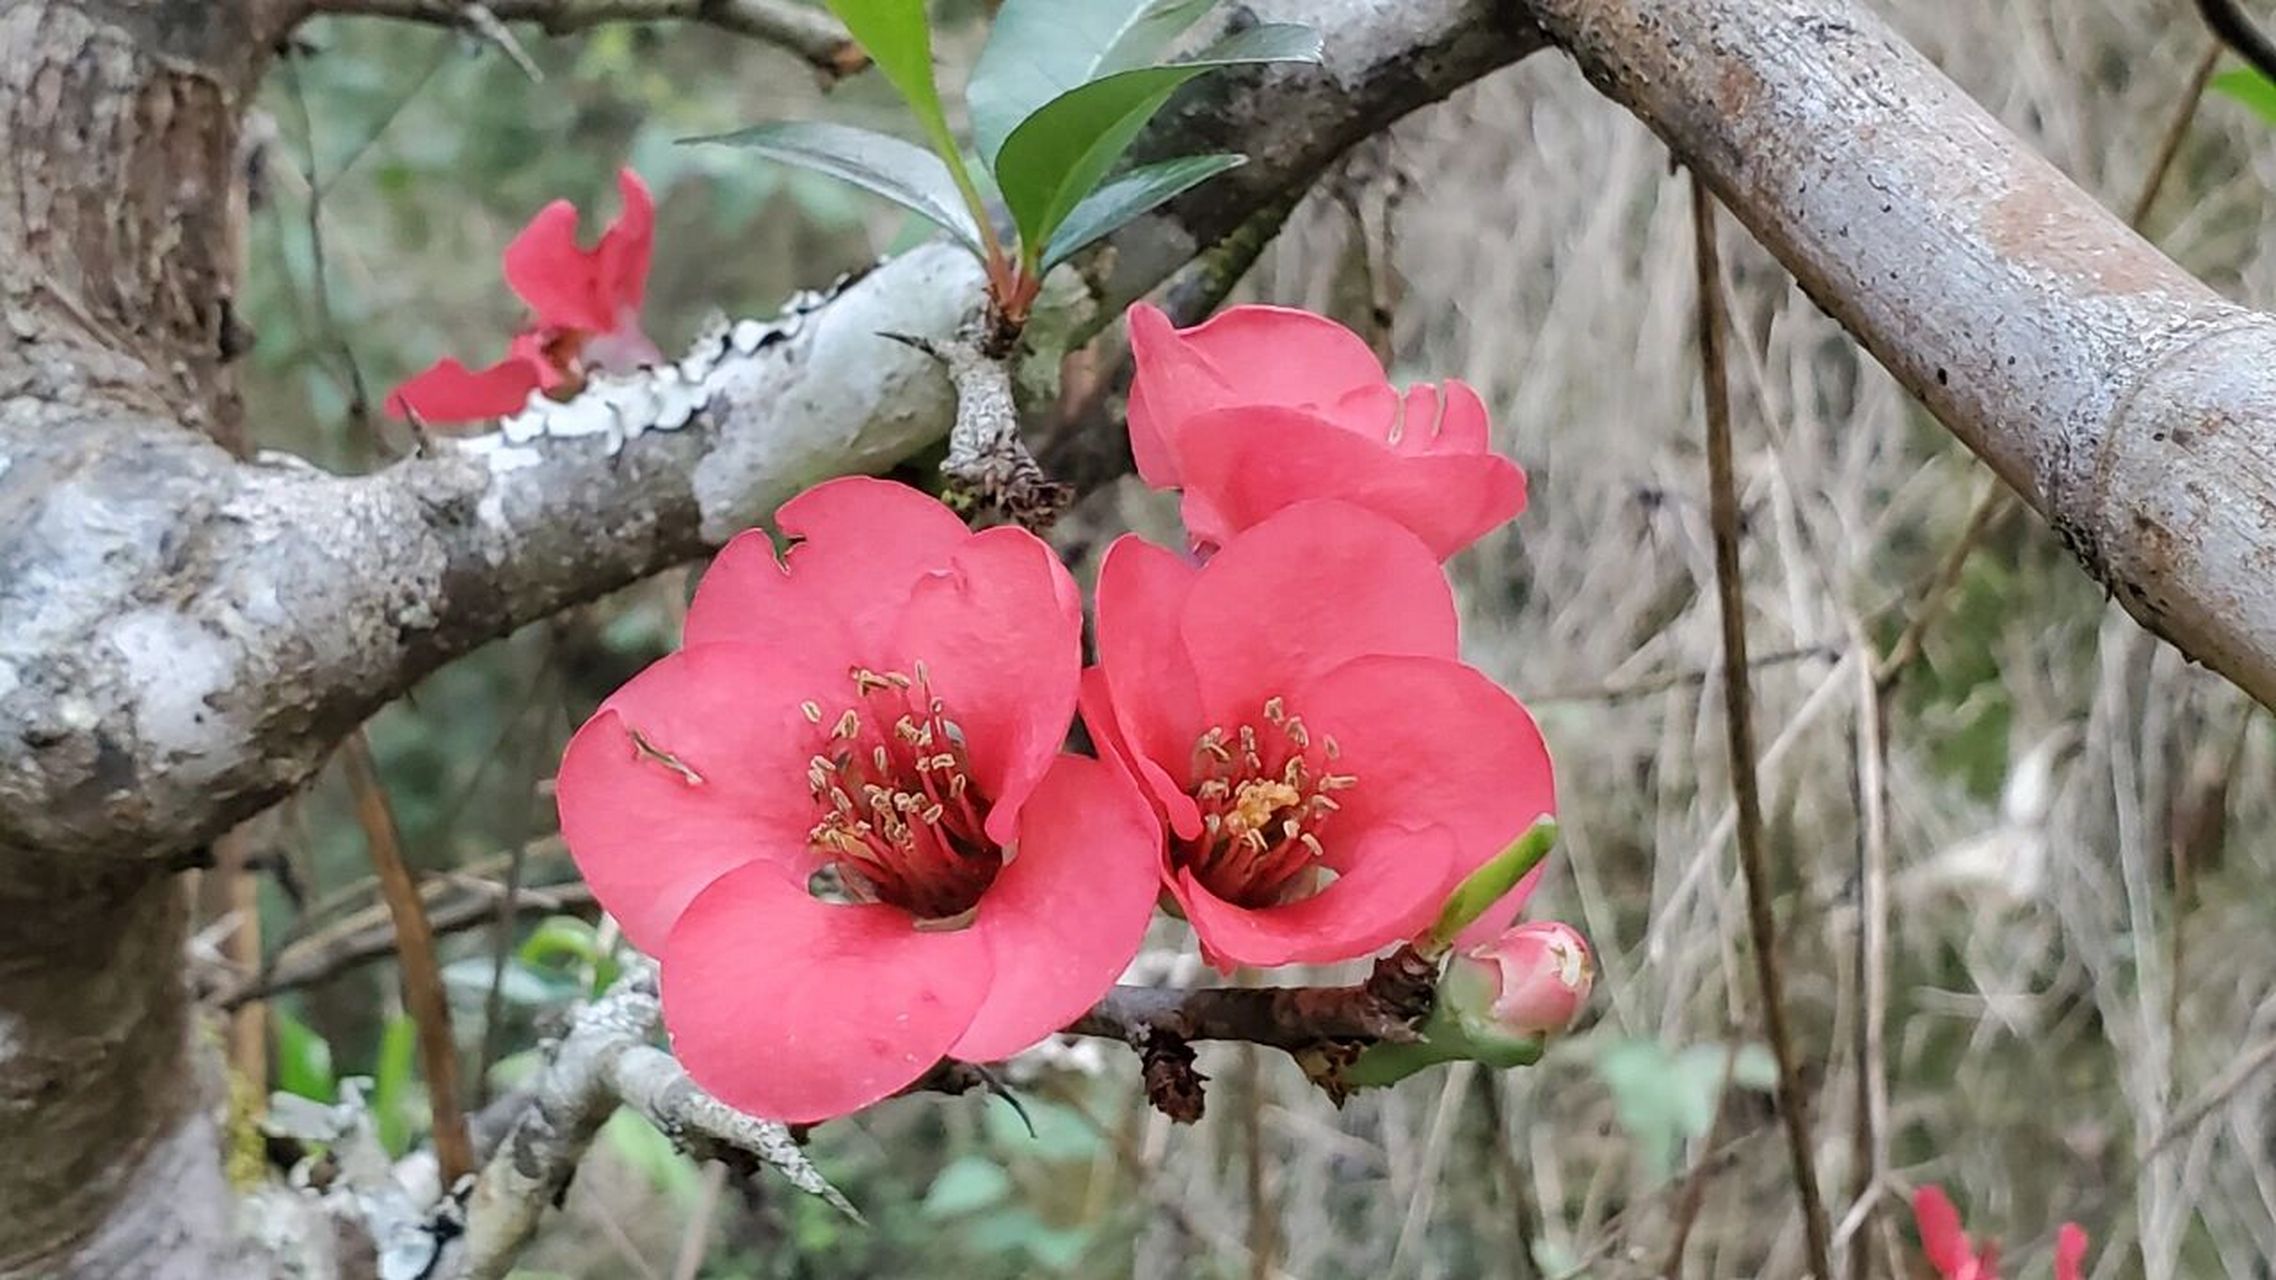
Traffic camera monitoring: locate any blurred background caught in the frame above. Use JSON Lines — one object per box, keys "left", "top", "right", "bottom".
{"left": 224, "top": 2, "right": 2276, "bottom": 1276}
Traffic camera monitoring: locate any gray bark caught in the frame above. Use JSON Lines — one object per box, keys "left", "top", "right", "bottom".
{"left": 1518, "top": 0, "right": 2276, "bottom": 708}
{"left": 0, "top": 0, "right": 1544, "bottom": 1273}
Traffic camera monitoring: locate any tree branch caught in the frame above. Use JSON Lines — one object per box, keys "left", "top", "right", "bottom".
{"left": 302, "top": 0, "right": 868, "bottom": 78}
{"left": 449, "top": 960, "right": 851, "bottom": 1280}
{"left": 1519, "top": 0, "right": 2276, "bottom": 712}
{"left": 0, "top": 0, "right": 1548, "bottom": 881}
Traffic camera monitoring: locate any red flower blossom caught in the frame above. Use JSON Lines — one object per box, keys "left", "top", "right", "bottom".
{"left": 386, "top": 168, "right": 661, "bottom": 424}
{"left": 555, "top": 478, "right": 1160, "bottom": 1122}
{"left": 1912, "top": 1186, "right": 2090, "bottom": 1280}
{"left": 1081, "top": 500, "right": 1555, "bottom": 969}
{"left": 1124, "top": 303, "right": 1528, "bottom": 560}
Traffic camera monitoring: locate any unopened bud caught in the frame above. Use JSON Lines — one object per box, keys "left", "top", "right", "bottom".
{"left": 1443, "top": 921, "right": 1593, "bottom": 1040}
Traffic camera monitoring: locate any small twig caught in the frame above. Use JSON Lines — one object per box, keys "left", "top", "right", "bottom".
{"left": 213, "top": 843, "right": 589, "bottom": 1010}
{"left": 1691, "top": 172, "right": 1835, "bottom": 1279}
{"left": 305, "top": 0, "right": 868, "bottom": 80}
{"left": 454, "top": 960, "right": 853, "bottom": 1280}
{"left": 1067, "top": 948, "right": 1437, "bottom": 1053}
{"left": 2195, "top": 0, "right": 2276, "bottom": 87}
{"left": 1846, "top": 618, "right": 1893, "bottom": 1280}
{"left": 339, "top": 730, "right": 476, "bottom": 1187}
{"left": 887, "top": 331, "right": 1071, "bottom": 529}
{"left": 279, "top": 52, "right": 378, "bottom": 440}
{"left": 462, "top": 3, "right": 545, "bottom": 81}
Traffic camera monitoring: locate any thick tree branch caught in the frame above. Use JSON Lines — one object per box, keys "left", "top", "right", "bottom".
{"left": 301, "top": 0, "right": 867, "bottom": 77}
{"left": 1519, "top": 0, "right": 2276, "bottom": 711}
{"left": 0, "top": 0, "right": 1548, "bottom": 882}
{"left": 1520, "top": 0, "right": 2276, "bottom": 706}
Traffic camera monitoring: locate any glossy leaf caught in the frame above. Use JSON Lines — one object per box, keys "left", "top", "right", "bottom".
{"left": 969, "top": 0, "right": 1219, "bottom": 166}
{"left": 273, "top": 1010, "right": 336, "bottom": 1104}
{"left": 689, "top": 121, "right": 985, "bottom": 255}
{"left": 823, "top": 1, "right": 957, "bottom": 160}
{"left": 991, "top": 23, "right": 1319, "bottom": 257}
{"left": 2212, "top": 67, "right": 2276, "bottom": 127}
{"left": 1040, "top": 152, "right": 1244, "bottom": 268}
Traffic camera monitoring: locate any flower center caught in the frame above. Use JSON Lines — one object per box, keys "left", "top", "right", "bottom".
{"left": 801, "top": 662, "right": 1001, "bottom": 922}
{"left": 1173, "top": 696, "right": 1356, "bottom": 908}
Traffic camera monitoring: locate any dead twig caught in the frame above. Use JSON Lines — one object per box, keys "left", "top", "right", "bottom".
{"left": 305, "top": 0, "right": 868, "bottom": 80}
{"left": 339, "top": 730, "right": 476, "bottom": 1187}
{"left": 1691, "top": 172, "right": 1836, "bottom": 1279}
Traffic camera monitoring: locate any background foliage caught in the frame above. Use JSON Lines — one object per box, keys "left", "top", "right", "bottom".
{"left": 236, "top": 3, "right": 2276, "bottom": 1275}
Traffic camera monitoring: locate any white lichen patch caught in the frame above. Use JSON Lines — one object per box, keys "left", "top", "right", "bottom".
{"left": 107, "top": 607, "right": 235, "bottom": 775}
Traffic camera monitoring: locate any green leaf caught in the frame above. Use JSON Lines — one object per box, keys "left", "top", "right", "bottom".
{"left": 688, "top": 121, "right": 985, "bottom": 256}
{"left": 823, "top": 1, "right": 955, "bottom": 158}
{"left": 1040, "top": 152, "right": 1244, "bottom": 268}
{"left": 822, "top": 0, "right": 992, "bottom": 233}
{"left": 990, "top": 23, "right": 1319, "bottom": 257}
{"left": 2212, "top": 67, "right": 2276, "bottom": 127}
{"left": 922, "top": 1154, "right": 1013, "bottom": 1217}
{"left": 1420, "top": 817, "right": 1559, "bottom": 955}
{"left": 273, "top": 1010, "right": 336, "bottom": 1103}
{"left": 372, "top": 1013, "right": 420, "bottom": 1157}
{"left": 969, "top": 0, "right": 1220, "bottom": 166}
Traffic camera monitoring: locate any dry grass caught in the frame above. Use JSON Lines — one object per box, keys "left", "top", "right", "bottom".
{"left": 1107, "top": 3, "right": 2276, "bottom": 1276}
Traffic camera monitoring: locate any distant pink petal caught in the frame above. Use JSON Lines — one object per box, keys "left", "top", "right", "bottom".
{"left": 892, "top": 525, "right": 1082, "bottom": 844}
{"left": 950, "top": 755, "right": 1162, "bottom": 1060}
{"left": 661, "top": 861, "right": 992, "bottom": 1123}
{"left": 596, "top": 168, "right": 654, "bottom": 322}
{"left": 556, "top": 643, "right": 843, "bottom": 952}
{"left": 2053, "top": 1224, "right": 2088, "bottom": 1280}
{"left": 1295, "top": 654, "right": 1554, "bottom": 888}
{"left": 1912, "top": 1186, "right": 1976, "bottom": 1279}
{"left": 684, "top": 477, "right": 970, "bottom": 655}
{"left": 1174, "top": 407, "right": 1528, "bottom": 559}
{"left": 503, "top": 168, "right": 654, "bottom": 335}
{"left": 384, "top": 355, "right": 545, "bottom": 423}
{"left": 1171, "top": 822, "right": 1456, "bottom": 970}
{"left": 1178, "top": 502, "right": 1458, "bottom": 721}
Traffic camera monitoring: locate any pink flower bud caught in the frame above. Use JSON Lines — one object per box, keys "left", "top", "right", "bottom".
{"left": 1448, "top": 921, "right": 1593, "bottom": 1039}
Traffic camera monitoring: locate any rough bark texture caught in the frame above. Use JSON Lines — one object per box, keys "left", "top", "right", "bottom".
{"left": 1519, "top": 0, "right": 2276, "bottom": 709}
{"left": 0, "top": 1, "right": 1547, "bottom": 1272}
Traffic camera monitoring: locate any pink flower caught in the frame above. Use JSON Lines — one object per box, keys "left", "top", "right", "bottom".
{"left": 386, "top": 168, "right": 660, "bottom": 424}
{"left": 1445, "top": 920, "right": 1593, "bottom": 1039}
{"left": 1081, "top": 499, "right": 1554, "bottom": 970}
{"left": 1912, "top": 1186, "right": 2090, "bottom": 1280}
{"left": 1124, "top": 303, "right": 1528, "bottom": 560}
{"left": 555, "top": 478, "right": 1161, "bottom": 1122}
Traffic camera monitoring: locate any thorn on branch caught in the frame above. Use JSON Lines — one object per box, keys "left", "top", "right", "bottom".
{"left": 885, "top": 331, "right": 1072, "bottom": 532}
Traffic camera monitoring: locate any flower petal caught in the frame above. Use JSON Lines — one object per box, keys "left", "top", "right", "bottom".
{"left": 1293, "top": 654, "right": 1554, "bottom": 888}
{"left": 1179, "top": 502, "right": 1459, "bottom": 720}
{"left": 556, "top": 643, "right": 842, "bottom": 952}
{"left": 1451, "top": 860, "right": 1550, "bottom": 953}
{"left": 1079, "top": 666, "right": 1199, "bottom": 840}
{"left": 950, "top": 755, "right": 1162, "bottom": 1060}
{"left": 2053, "top": 1223, "right": 2088, "bottom": 1280}
{"left": 1911, "top": 1186, "right": 1975, "bottom": 1279}
{"left": 1174, "top": 407, "right": 1527, "bottom": 560}
{"left": 596, "top": 168, "right": 654, "bottom": 326}
{"left": 892, "top": 525, "right": 1081, "bottom": 844}
{"left": 662, "top": 861, "right": 992, "bottom": 1123}
{"left": 1426, "top": 379, "right": 1494, "bottom": 455}
{"left": 384, "top": 356, "right": 545, "bottom": 424}
{"left": 684, "top": 477, "right": 971, "bottom": 655}
{"left": 1171, "top": 821, "right": 1456, "bottom": 969}
{"left": 503, "top": 169, "right": 653, "bottom": 336}
{"left": 1092, "top": 534, "right": 1208, "bottom": 837}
